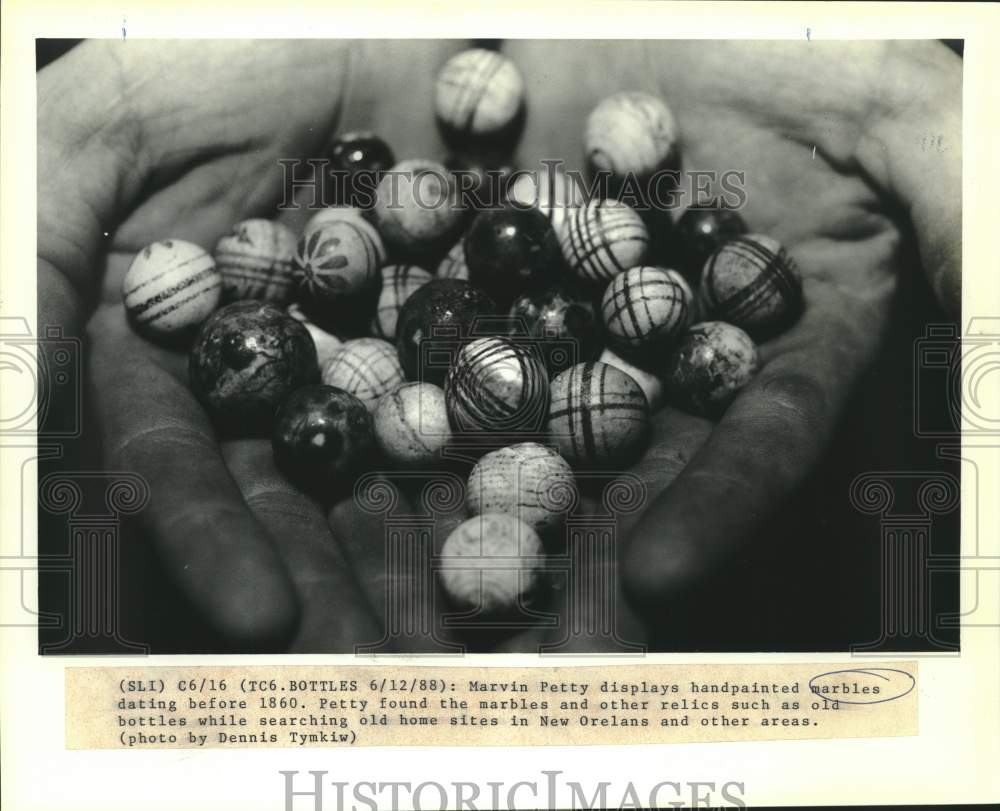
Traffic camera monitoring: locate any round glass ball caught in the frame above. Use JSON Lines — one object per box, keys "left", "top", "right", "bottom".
{"left": 585, "top": 91, "right": 680, "bottom": 188}
{"left": 466, "top": 442, "right": 577, "bottom": 534}
{"left": 328, "top": 131, "right": 395, "bottom": 207}
{"left": 294, "top": 220, "right": 382, "bottom": 307}
{"left": 320, "top": 338, "right": 405, "bottom": 412}
{"left": 560, "top": 199, "right": 650, "bottom": 286}
{"left": 189, "top": 301, "right": 319, "bottom": 434}
{"left": 699, "top": 234, "right": 803, "bottom": 338}
{"left": 329, "top": 131, "right": 395, "bottom": 176}
{"left": 547, "top": 361, "right": 650, "bottom": 468}
{"left": 372, "top": 159, "right": 464, "bottom": 260}
{"left": 434, "top": 48, "right": 526, "bottom": 155}
{"left": 215, "top": 219, "right": 298, "bottom": 305}
{"left": 123, "top": 239, "right": 221, "bottom": 339}
{"left": 395, "top": 279, "right": 497, "bottom": 385}
{"left": 671, "top": 205, "right": 748, "bottom": 285}
{"left": 373, "top": 381, "right": 452, "bottom": 467}
{"left": 438, "top": 513, "right": 544, "bottom": 613}
{"left": 663, "top": 321, "right": 759, "bottom": 417}
{"left": 464, "top": 205, "right": 562, "bottom": 306}
{"left": 445, "top": 336, "right": 550, "bottom": 435}
{"left": 272, "top": 384, "right": 375, "bottom": 484}
{"left": 600, "top": 265, "right": 692, "bottom": 357}
{"left": 508, "top": 283, "right": 603, "bottom": 375}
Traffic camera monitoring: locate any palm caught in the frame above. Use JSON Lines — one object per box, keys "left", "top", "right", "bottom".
{"left": 50, "top": 39, "right": 958, "bottom": 651}
{"left": 527, "top": 42, "right": 908, "bottom": 620}
{"left": 327, "top": 41, "right": 907, "bottom": 652}
{"left": 75, "top": 39, "right": 470, "bottom": 650}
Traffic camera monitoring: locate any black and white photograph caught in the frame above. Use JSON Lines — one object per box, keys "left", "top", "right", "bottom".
{"left": 4, "top": 4, "right": 999, "bottom": 809}
{"left": 34, "top": 36, "right": 964, "bottom": 655}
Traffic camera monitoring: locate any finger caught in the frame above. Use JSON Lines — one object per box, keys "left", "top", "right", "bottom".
{"left": 622, "top": 264, "right": 896, "bottom": 611}
{"left": 496, "top": 547, "right": 649, "bottom": 654}
{"left": 327, "top": 479, "right": 408, "bottom": 631}
{"left": 107, "top": 41, "right": 354, "bottom": 250}
{"left": 37, "top": 258, "right": 92, "bottom": 435}
{"left": 855, "top": 41, "right": 961, "bottom": 315}
{"left": 618, "top": 405, "right": 714, "bottom": 538}
{"left": 328, "top": 472, "right": 471, "bottom": 654}
{"left": 38, "top": 42, "right": 145, "bottom": 360}
{"left": 87, "top": 303, "right": 299, "bottom": 648}
{"left": 222, "top": 440, "right": 381, "bottom": 653}
{"left": 38, "top": 40, "right": 359, "bottom": 310}
{"left": 525, "top": 408, "right": 709, "bottom": 654}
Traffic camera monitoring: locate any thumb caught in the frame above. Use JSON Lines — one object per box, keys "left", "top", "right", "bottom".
{"left": 37, "top": 41, "right": 147, "bottom": 354}
{"left": 857, "top": 41, "right": 962, "bottom": 315}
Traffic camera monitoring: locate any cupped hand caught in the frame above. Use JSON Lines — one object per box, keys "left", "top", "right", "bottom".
{"left": 39, "top": 38, "right": 960, "bottom": 652}
{"left": 40, "top": 39, "right": 469, "bottom": 649}
{"left": 500, "top": 40, "right": 960, "bottom": 626}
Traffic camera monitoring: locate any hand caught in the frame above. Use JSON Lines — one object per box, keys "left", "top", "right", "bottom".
{"left": 39, "top": 39, "right": 472, "bottom": 650}
{"left": 38, "top": 39, "right": 960, "bottom": 652}
{"left": 503, "top": 40, "right": 960, "bottom": 633}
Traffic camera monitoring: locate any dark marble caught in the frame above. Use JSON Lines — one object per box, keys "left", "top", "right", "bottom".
{"left": 189, "top": 301, "right": 319, "bottom": 434}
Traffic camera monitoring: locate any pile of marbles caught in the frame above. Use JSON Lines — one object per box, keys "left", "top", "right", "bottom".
{"left": 121, "top": 48, "right": 803, "bottom": 614}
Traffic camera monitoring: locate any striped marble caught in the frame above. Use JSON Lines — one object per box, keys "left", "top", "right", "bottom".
{"left": 445, "top": 336, "right": 550, "bottom": 434}
{"left": 434, "top": 48, "right": 525, "bottom": 136}
{"left": 303, "top": 207, "right": 388, "bottom": 264}
{"left": 664, "top": 321, "right": 759, "bottom": 417}
{"left": 122, "top": 239, "right": 221, "bottom": 337}
{"left": 295, "top": 219, "right": 382, "bottom": 304}
{"left": 560, "top": 199, "right": 650, "bottom": 284}
{"left": 321, "top": 338, "right": 405, "bottom": 411}
{"left": 436, "top": 240, "right": 470, "bottom": 280}
{"left": 598, "top": 347, "right": 664, "bottom": 411}
{"left": 601, "top": 265, "right": 692, "bottom": 353}
{"left": 438, "top": 514, "right": 544, "bottom": 612}
{"left": 466, "top": 442, "right": 577, "bottom": 534}
{"left": 372, "top": 264, "right": 433, "bottom": 340}
{"left": 373, "top": 381, "right": 452, "bottom": 467}
{"left": 699, "top": 234, "right": 803, "bottom": 337}
{"left": 547, "top": 361, "right": 650, "bottom": 468}
{"left": 585, "top": 91, "right": 679, "bottom": 178}
{"left": 215, "top": 219, "right": 298, "bottom": 304}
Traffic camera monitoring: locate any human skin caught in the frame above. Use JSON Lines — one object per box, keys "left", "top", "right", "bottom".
{"left": 37, "top": 39, "right": 960, "bottom": 651}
